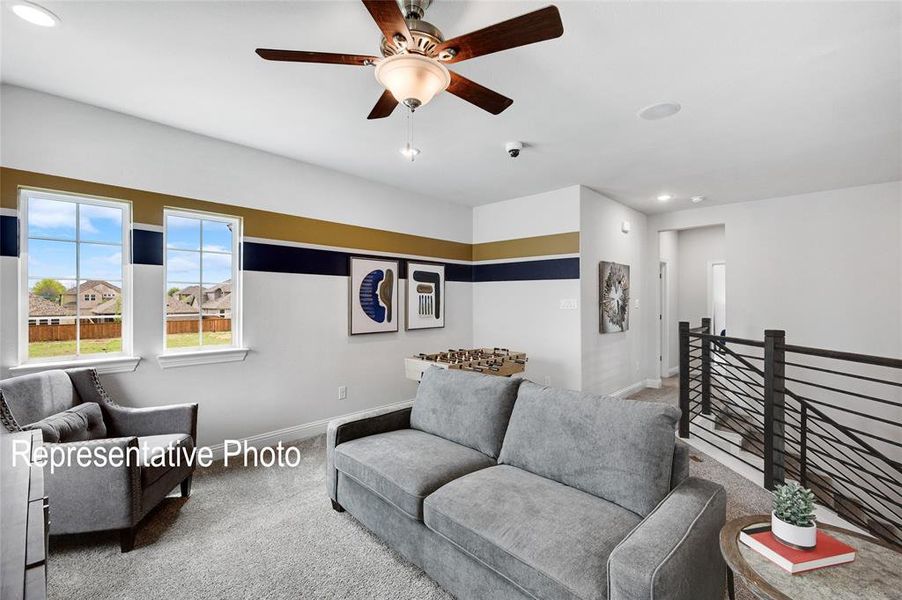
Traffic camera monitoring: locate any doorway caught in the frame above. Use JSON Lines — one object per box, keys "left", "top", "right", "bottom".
{"left": 708, "top": 261, "right": 726, "bottom": 336}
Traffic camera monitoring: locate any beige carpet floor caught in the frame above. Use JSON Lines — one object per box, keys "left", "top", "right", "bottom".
{"left": 48, "top": 379, "right": 770, "bottom": 600}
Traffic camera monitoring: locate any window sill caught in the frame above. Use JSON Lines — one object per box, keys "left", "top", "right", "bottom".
{"left": 156, "top": 347, "right": 249, "bottom": 369}
{"left": 10, "top": 355, "right": 141, "bottom": 376}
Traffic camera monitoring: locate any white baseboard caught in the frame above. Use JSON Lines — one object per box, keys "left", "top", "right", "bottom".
{"left": 611, "top": 380, "right": 648, "bottom": 398}
{"left": 665, "top": 366, "right": 680, "bottom": 377}
{"left": 645, "top": 378, "right": 663, "bottom": 389}
{"left": 206, "top": 399, "right": 414, "bottom": 460}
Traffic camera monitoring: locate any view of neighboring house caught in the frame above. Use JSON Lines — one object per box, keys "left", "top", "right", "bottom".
{"left": 175, "top": 280, "right": 232, "bottom": 318}
{"left": 28, "top": 293, "right": 76, "bottom": 325}
{"left": 63, "top": 280, "right": 121, "bottom": 312}
{"left": 165, "top": 295, "right": 199, "bottom": 321}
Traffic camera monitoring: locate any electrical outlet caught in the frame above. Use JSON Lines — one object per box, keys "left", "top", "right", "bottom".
{"left": 338, "top": 386, "right": 347, "bottom": 400}
{"left": 559, "top": 298, "right": 578, "bottom": 310}
{"left": 543, "top": 375, "right": 551, "bottom": 386}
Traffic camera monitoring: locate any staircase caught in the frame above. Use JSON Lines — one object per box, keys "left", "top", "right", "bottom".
{"left": 679, "top": 319, "right": 902, "bottom": 547}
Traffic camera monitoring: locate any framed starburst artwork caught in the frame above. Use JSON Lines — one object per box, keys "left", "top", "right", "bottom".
{"left": 600, "top": 261, "right": 630, "bottom": 333}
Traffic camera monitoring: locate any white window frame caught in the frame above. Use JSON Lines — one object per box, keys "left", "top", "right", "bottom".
{"left": 160, "top": 207, "right": 244, "bottom": 364}
{"left": 17, "top": 188, "right": 135, "bottom": 368}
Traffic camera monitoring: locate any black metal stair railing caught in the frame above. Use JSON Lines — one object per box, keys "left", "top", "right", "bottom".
{"left": 678, "top": 319, "right": 902, "bottom": 548}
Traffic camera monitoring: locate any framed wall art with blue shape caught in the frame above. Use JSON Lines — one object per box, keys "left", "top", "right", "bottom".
{"left": 349, "top": 257, "right": 399, "bottom": 335}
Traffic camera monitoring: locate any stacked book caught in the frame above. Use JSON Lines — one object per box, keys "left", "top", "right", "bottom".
{"left": 739, "top": 525, "right": 856, "bottom": 574}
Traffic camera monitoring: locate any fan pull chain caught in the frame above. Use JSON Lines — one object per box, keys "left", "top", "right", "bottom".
{"left": 400, "top": 107, "right": 420, "bottom": 162}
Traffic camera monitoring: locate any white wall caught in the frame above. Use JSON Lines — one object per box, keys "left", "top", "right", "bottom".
{"left": 579, "top": 187, "right": 648, "bottom": 395}
{"left": 643, "top": 181, "right": 902, "bottom": 381}
{"left": 472, "top": 187, "right": 582, "bottom": 391}
{"left": 0, "top": 85, "right": 474, "bottom": 446}
{"left": 676, "top": 225, "right": 726, "bottom": 327}
{"left": 0, "top": 85, "right": 471, "bottom": 243}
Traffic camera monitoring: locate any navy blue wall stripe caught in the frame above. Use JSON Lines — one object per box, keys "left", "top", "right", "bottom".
{"left": 132, "top": 229, "right": 164, "bottom": 265}
{"left": 3, "top": 217, "right": 578, "bottom": 281}
{"left": 472, "top": 257, "right": 580, "bottom": 282}
{"left": 243, "top": 241, "right": 476, "bottom": 282}
{"left": 0, "top": 215, "right": 18, "bottom": 257}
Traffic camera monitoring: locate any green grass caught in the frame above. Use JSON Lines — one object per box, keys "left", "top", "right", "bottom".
{"left": 28, "top": 331, "right": 232, "bottom": 358}
{"left": 165, "top": 331, "right": 232, "bottom": 349}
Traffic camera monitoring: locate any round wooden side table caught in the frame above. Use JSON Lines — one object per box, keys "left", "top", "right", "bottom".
{"left": 719, "top": 515, "right": 901, "bottom": 600}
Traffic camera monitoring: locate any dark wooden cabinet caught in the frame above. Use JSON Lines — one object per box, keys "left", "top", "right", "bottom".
{"left": 1, "top": 431, "right": 49, "bottom": 600}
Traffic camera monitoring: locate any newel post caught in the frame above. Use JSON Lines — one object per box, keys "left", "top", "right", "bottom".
{"left": 764, "top": 329, "right": 786, "bottom": 490}
{"left": 701, "top": 317, "right": 712, "bottom": 416}
{"left": 678, "top": 321, "right": 690, "bottom": 438}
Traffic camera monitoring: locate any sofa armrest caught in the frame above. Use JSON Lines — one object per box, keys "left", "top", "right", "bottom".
{"left": 325, "top": 405, "right": 412, "bottom": 501}
{"left": 607, "top": 477, "right": 726, "bottom": 600}
{"left": 43, "top": 437, "right": 142, "bottom": 533}
{"left": 103, "top": 403, "right": 198, "bottom": 440}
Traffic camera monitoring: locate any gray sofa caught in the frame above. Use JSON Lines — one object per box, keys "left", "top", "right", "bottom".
{"left": 0, "top": 368, "right": 197, "bottom": 552}
{"left": 327, "top": 367, "right": 726, "bottom": 600}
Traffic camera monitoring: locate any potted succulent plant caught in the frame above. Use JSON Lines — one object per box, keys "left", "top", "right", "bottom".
{"left": 772, "top": 482, "right": 817, "bottom": 549}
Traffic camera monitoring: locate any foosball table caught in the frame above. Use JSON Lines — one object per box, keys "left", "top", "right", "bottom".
{"left": 405, "top": 348, "right": 528, "bottom": 382}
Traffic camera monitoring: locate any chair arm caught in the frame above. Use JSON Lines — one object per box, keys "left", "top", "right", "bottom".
{"left": 607, "top": 477, "right": 726, "bottom": 600}
{"left": 43, "top": 437, "right": 142, "bottom": 533}
{"left": 325, "top": 405, "right": 412, "bottom": 501}
{"left": 103, "top": 403, "right": 198, "bottom": 439}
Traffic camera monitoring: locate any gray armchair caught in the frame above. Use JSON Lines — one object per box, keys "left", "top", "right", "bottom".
{"left": 0, "top": 368, "right": 197, "bottom": 552}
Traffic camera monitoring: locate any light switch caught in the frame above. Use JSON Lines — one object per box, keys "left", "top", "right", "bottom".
{"left": 559, "top": 299, "right": 578, "bottom": 310}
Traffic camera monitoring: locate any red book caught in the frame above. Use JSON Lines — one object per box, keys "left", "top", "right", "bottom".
{"left": 739, "top": 526, "right": 856, "bottom": 574}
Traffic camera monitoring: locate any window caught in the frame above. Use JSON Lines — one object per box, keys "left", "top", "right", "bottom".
{"left": 163, "top": 209, "right": 241, "bottom": 351}
{"left": 20, "top": 190, "right": 131, "bottom": 362}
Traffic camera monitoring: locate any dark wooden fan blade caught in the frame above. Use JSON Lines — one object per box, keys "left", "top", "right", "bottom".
{"left": 255, "top": 49, "right": 377, "bottom": 66}
{"left": 447, "top": 71, "right": 513, "bottom": 115}
{"left": 436, "top": 5, "right": 563, "bottom": 64}
{"left": 362, "top": 0, "right": 413, "bottom": 45}
{"left": 367, "top": 89, "right": 399, "bottom": 119}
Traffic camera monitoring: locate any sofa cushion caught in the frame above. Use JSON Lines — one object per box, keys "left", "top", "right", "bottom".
{"left": 424, "top": 465, "right": 642, "bottom": 600}
{"left": 334, "top": 429, "right": 495, "bottom": 520}
{"left": 410, "top": 367, "right": 521, "bottom": 459}
{"left": 23, "top": 402, "right": 107, "bottom": 443}
{"left": 499, "top": 381, "right": 681, "bottom": 517}
{"left": 138, "top": 433, "right": 194, "bottom": 487}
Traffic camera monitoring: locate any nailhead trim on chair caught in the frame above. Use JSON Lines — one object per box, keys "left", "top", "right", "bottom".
{"left": 0, "top": 390, "right": 23, "bottom": 433}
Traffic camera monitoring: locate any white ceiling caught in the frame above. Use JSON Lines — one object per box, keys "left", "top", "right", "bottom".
{"left": 2, "top": 1, "right": 900, "bottom": 214}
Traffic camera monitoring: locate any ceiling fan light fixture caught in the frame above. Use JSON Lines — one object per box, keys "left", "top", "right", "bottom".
{"left": 375, "top": 54, "right": 450, "bottom": 109}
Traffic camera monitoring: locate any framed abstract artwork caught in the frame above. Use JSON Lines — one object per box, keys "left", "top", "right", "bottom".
{"left": 600, "top": 261, "right": 630, "bottom": 333}
{"left": 349, "top": 257, "right": 399, "bottom": 335}
{"left": 406, "top": 262, "right": 445, "bottom": 330}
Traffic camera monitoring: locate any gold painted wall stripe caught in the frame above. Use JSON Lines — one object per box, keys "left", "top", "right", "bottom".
{"left": 1, "top": 167, "right": 580, "bottom": 262}
{"left": 472, "top": 232, "right": 580, "bottom": 262}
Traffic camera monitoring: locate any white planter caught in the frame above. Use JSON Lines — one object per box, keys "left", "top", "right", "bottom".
{"left": 772, "top": 512, "right": 817, "bottom": 549}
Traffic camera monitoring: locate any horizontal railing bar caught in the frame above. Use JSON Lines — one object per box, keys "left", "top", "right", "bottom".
{"left": 689, "top": 332, "right": 766, "bottom": 348}
{"left": 801, "top": 419, "right": 902, "bottom": 476}
{"left": 795, "top": 458, "right": 902, "bottom": 514}
{"left": 709, "top": 366, "right": 765, "bottom": 389}
{"left": 794, "top": 439, "right": 902, "bottom": 488}
{"left": 788, "top": 393, "right": 902, "bottom": 428}
{"left": 780, "top": 376, "right": 902, "bottom": 409}
{"left": 804, "top": 415, "right": 902, "bottom": 450}
{"left": 782, "top": 343, "right": 902, "bottom": 369}
{"left": 710, "top": 382, "right": 764, "bottom": 404}
{"left": 779, "top": 360, "right": 902, "bottom": 388}
{"left": 784, "top": 463, "right": 902, "bottom": 526}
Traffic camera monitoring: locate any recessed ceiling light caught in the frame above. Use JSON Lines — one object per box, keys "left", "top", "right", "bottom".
{"left": 11, "top": 2, "right": 59, "bottom": 27}
{"left": 638, "top": 102, "right": 681, "bottom": 121}
{"left": 657, "top": 194, "right": 672, "bottom": 202}
{"left": 691, "top": 196, "right": 705, "bottom": 204}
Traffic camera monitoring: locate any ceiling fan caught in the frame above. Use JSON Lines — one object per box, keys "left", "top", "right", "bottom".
{"left": 255, "top": 0, "right": 564, "bottom": 119}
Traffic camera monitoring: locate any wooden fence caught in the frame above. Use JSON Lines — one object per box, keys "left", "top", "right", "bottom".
{"left": 29, "top": 318, "right": 232, "bottom": 342}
